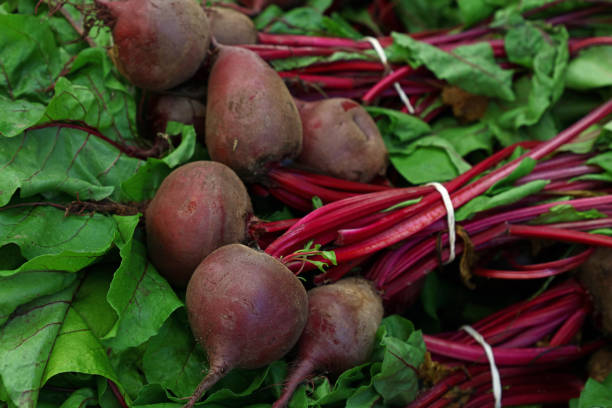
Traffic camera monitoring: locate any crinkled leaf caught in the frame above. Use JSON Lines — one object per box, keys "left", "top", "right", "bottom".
{"left": 366, "top": 106, "right": 432, "bottom": 144}
{"left": 0, "top": 206, "right": 122, "bottom": 277}
{"left": 0, "top": 125, "right": 142, "bottom": 206}
{"left": 44, "top": 47, "right": 138, "bottom": 141}
{"left": 433, "top": 120, "right": 495, "bottom": 156}
{"left": 488, "top": 157, "right": 538, "bottom": 194}
{"left": 566, "top": 46, "right": 612, "bottom": 90}
{"left": 142, "top": 311, "right": 206, "bottom": 398}
{"left": 0, "top": 15, "right": 64, "bottom": 102}
{"left": 389, "top": 33, "right": 515, "bottom": 101}
{"left": 393, "top": 0, "right": 459, "bottom": 33}
{"left": 587, "top": 151, "right": 612, "bottom": 176}
{"left": 388, "top": 136, "right": 471, "bottom": 184}
{"left": 0, "top": 281, "right": 123, "bottom": 408}
{"left": 499, "top": 19, "right": 569, "bottom": 128}
{"left": 103, "top": 217, "right": 182, "bottom": 351}
{"left": 457, "top": 0, "right": 495, "bottom": 26}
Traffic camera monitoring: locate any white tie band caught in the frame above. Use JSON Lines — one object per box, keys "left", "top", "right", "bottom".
{"left": 461, "top": 325, "right": 502, "bottom": 408}
{"left": 426, "top": 182, "right": 456, "bottom": 264}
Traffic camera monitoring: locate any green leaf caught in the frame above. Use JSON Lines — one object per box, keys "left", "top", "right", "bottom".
{"left": 0, "top": 271, "right": 78, "bottom": 326}
{"left": 0, "top": 126, "right": 142, "bottom": 206}
{"left": 0, "top": 15, "right": 64, "bottom": 102}
{"left": 0, "top": 95, "right": 46, "bottom": 138}
{"left": 0, "top": 207, "right": 122, "bottom": 277}
{"left": 433, "top": 120, "right": 495, "bottom": 156}
{"left": 566, "top": 46, "right": 612, "bottom": 90}
{"left": 142, "top": 311, "right": 206, "bottom": 398}
{"left": 529, "top": 204, "right": 607, "bottom": 225}
{"left": 389, "top": 33, "right": 515, "bottom": 101}
{"left": 571, "top": 373, "right": 612, "bottom": 408}
{"left": 58, "top": 388, "right": 97, "bottom": 408}
{"left": 388, "top": 136, "right": 471, "bottom": 184}
{"left": 456, "top": 179, "right": 549, "bottom": 221}
{"left": 366, "top": 107, "right": 432, "bottom": 144}
{"left": 0, "top": 281, "right": 123, "bottom": 408}
{"left": 500, "top": 19, "right": 569, "bottom": 128}
{"left": 103, "top": 218, "right": 182, "bottom": 351}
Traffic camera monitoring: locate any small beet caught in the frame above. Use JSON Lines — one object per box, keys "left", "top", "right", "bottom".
{"left": 184, "top": 244, "right": 309, "bottom": 407}
{"left": 205, "top": 46, "right": 303, "bottom": 181}
{"left": 272, "top": 277, "right": 384, "bottom": 408}
{"left": 145, "top": 161, "right": 252, "bottom": 287}
{"left": 295, "top": 98, "right": 388, "bottom": 183}
{"left": 149, "top": 94, "right": 206, "bottom": 140}
{"left": 205, "top": 6, "right": 257, "bottom": 45}
{"left": 577, "top": 247, "right": 612, "bottom": 336}
{"left": 96, "top": 0, "right": 211, "bottom": 91}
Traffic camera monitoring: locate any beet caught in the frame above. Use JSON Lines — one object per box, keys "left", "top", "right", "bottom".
{"left": 272, "top": 277, "right": 384, "bottom": 408}
{"left": 96, "top": 0, "right": 211, "bottom": 91}
{"left": 145, "top": 161, "right": 252, "bottom": 287}
{"left": 205, "top": 46, "right": 303, "bottom": 181}
{"left": 577, "top": 247, "right": 612, "bottom": 336}
{"left": 149, "top": 94, "right": 206, "bottom": 140}
{"left": 294, "top": 98, "right": 388, "bottom": 183}
{"left": 205, "top": 6, "right": 257, "bottom": 45}
{"left": 184, "top": 244, "right": 309, "bottom": 407}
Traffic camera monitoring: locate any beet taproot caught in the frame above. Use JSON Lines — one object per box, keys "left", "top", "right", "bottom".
{"left": 294, "top": 98, "right": 388, "bottom": 183}
{"left": 96, "top": 0, "right": 211, "bottom": 91}
{"left": 587, "top": 346, "right": 612, "bottom": 382}
{"left": 184, "top": 244, "right": 309, "bottom": 407}
{"left": 205, "top": 6, "right": 257, "bottom": 45}
{"left": 272, "top": 277, "right": 384, "bottom": 408}
{"left": 145, "top": 161, "right": 252, "bottom": 287}
{"left": 205, "top": 46, "right": 303, "bottom": 181}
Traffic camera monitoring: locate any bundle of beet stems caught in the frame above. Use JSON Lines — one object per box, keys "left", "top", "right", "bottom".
{"left": 408, "top": 279, "right": 601, "bottom": 407}
{"left": 262, "top": 99, "right": 612, "bottom": 296}
{"left": 242, "top": 3, "right": 612, "bottom": 211}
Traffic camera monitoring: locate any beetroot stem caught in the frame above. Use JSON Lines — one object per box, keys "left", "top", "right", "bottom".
{"left": 330, "top": 99, "right": 612, "bottom": 264}
{"left": 183, "top": 366, "right": 227, "bottom": 408}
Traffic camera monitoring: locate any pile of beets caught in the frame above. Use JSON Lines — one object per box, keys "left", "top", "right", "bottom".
{"left": 94, "top": 0, "right": 612, "bottom": 406}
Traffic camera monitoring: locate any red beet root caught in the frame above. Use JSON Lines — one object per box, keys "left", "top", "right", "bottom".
{"left": 205, "top": 46, "right": 303, "bottom": 181}
{"left": 205, "top": 6, "right": 257, "bottom": 45}
{"left": 96, "top": 0, "right": 211, "bottom": 91}
{"left": 184, "top": 244, "right": 309, "bottom": 408}
{"left": 272, "top": 277, "right": 384, "bottom": 408}
{"left": 145, "top": 161, "right": 252, "bottom": 287}
{"left": 148, "top": 94, "right": 206, "bottom": 140}
{"left": 295, "top": 98, "right": 388, "bottom": 183}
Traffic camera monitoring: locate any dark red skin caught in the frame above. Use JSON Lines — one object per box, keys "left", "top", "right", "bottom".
{"left": 150, "top": 94, "right": 206, "bottom": 140}
{"left": 184, "top": 244, "right": 308, "bottom": 407}
{"left": 205, "top": 46, "right": 302, "bottom": 181}
{"left": 97, "top": 0, "right": 211, "bottom": 91}
{"left": 272, "top": 277, "right": 383, "bottom": 408}
{"left": 145, "top": 161, "right": 252, "bottom": 287}
{"left": 578, "top": 247, "right": 612, "bottom": 336}
{"left": 205, "top": 7, "right": 257, "bottom": 45}
{"left": 295, "top": 98, "right": 388, "bottom": 183}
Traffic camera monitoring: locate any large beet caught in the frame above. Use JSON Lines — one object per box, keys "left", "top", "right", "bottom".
{"left": 145, "top": 161, "right": 252, "bottom": 287}
{"left": 96, "top": 0, "right": 211, "bottom": 91}
{"left": 295, "top": 98, "right": 388, "bottom": 183}
{"left": 185, "top": 244, "right": 309, "bottom": 407}
{"left": 205, "top": 46, "right": 302, "bottom": 181}
{"left": 205, "top": 7, "right": 257, "bottom": 45}
{"left": 272, "top": 277, "right": 384, "bottom": 408}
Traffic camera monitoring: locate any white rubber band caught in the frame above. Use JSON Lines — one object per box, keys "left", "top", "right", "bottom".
{"left": 426, "top": 182, "right": 456, "bottom": 264}
{"left": 364, "top": 36, "right": 415, "bottom": 114}
{"left": 461, "top": 325, "right": 502, "bottom": 408}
